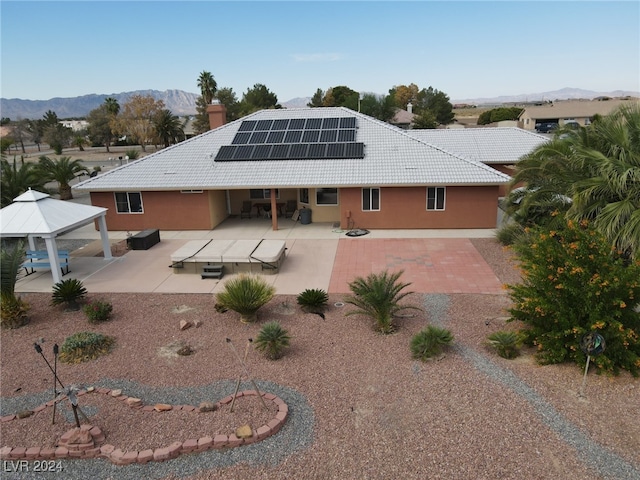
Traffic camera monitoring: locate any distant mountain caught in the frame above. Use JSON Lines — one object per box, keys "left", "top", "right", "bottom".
{"left": 0, "top": 89, "right": 199, "bottom": 120}
{"left": 3, "top": 87, "right": 638, "bottom": 120}
{"left": 453, "top": 87, "right": 640, "bottom": 105}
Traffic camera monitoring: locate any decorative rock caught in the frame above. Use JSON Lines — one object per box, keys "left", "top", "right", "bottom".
{"left": 110, "top": 389, "right": 122, "bottom": 397}
{"left": 193, "top": 320, "right": 202, "bottom": 328}
{"left": 86, "top": 386, "right": 95, "bottom": 392}
{"left": 199, "top": 401, "right": 217, "bottom": 412}
{"left": 236, "top": 425, "right": 253, "bottom": 439}
{"left": 179, "top": 320, "right": 192, "bottom": 331}
{"left": 126, "top": 397, "right": 143, "bottom": 408}
{"left": 65, "top": 428, "right": 93, "bottom": 445}
{"left": 16, "top": 410, "right": 34, "bottom": 419}
{"left": 154, "top": 403, "right": 172, "bottom": 412}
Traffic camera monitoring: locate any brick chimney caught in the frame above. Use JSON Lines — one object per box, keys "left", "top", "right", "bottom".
{"left": 206, "top": 101, "right": 227, "bottom": 130}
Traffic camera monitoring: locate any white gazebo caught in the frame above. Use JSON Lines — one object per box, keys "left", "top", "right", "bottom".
{"left": 0, "top": 189, "right": 112, "bottom": 284}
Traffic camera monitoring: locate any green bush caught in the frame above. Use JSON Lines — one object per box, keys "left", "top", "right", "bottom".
{"left": 1, "top": 296, "right": 30, "bottom": 329}
{"left": 487, "top": 331, "right": 521, "bottom": 359}
{"left": 83, "top": 300, "right": 113, "bottom": 323}
{"left": 254, "top": 321, "right": 291, "bottom": 360}
{"left": 410, "top": 325, "right": 454, "bottom": 361}
{"left": 297, "top": 288, "right": 329, "bottom": 313}
{"left": 51, "top": 278, "right": 87, "bottom": 311}
{"left": 125, "top": 149, "right": 140, "bottom": 160}
{"left": 495, "top": 222, "right": 528, "bottom": 247}
{"left": 216, "top": 274, "right": 275, "bottom": 323}
{"left": 59, "top": 332, "right": 115, "bottom": 364}
{"left": 507, "top": 220, "right": 640, "bottom": 376}
{"left": 344, "top": 270, "right": 420, "bottom": 334}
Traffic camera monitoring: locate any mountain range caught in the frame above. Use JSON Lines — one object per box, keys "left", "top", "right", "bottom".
{"left": 1, "top": 87, "right": 638, "bottom": 120}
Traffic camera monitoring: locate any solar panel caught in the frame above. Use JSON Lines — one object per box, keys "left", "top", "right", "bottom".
{"left": 322, "top": 117, "right": 339, "bottom": 129}
{"left": 272, "top": 119, "right": 289, "bottom": 130}
{"left": 338, "top": 129, "right": 356, "bottom": 142}
{"left": 249, "top": 131, "right": 268, "bottom": 144}
{"left": 345, "top": 143, "right": 364, "bottom": 158}
{"left": 308, "top": 143, "right": 327, "bottom": 158}
{"left": 251, "top": 144, "right": 272, "bottom": 159}
{"left": 289, "top": 143, "right": 309, "bottom": 159}
{"left": 234, "top": 145, "right": 254, "bottom": 160}
{"left": 255, "top": 119, "right": 273, "bottom": 131}
{"left": 289, "top": 118, "right": 305, "bottom": 129}
{"left": 215, "top": 145, "right": 236, "bottom": 161}
{"left": 305, "top": 118, "right": 322, "bottom": 130}
{"left": 238, "top": 121, "right": 257, "bottom": 132}
{"left": 302, "top": 130, "right": 320, "bottom": 143}
{"left": 320, "top": 129, "right": 338, "bottom": 143}
{"left": 231, "top": 132, "right": 251, "bottom": 145}
{"left": 339, "top": 117, "right": 356, "bottom": 129}
{"left": 284, "top": 130, "right": 303, "bottom": 143}
{"left": 270, "top": 144, "right": 290, "bottom": 159}
{"left": 266, "top": 130, "right": 285, "bottom": 143}
{"left": 327, "top": 143, "right": 346, "bottom": 158}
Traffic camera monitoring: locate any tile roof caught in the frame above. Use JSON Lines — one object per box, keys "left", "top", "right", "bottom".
{"left": 74, "top": 107, "right": 511, "bottom": 192}
{"left": 406, "top": 127, "right": 549, "bottom": 164}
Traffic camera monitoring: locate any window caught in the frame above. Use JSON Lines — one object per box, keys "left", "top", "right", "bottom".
{"left": 426, "top": 187, "right": 445, "bottom": 211}
{"left": 115, "top": 192, "right": 143, "bottom": 213}
{"left": 316, "top": 188, "right": 338, "bottom": 206}
{"left": 362, "top": 187, "right": 380, "bottom": 211}
{"left": 249, "top": 189, "right": 279, "bottom": 199}
{"left": 299, "top": 188, "right": 309, "bottom": 204}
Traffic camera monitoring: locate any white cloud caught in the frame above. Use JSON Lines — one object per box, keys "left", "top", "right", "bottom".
{"left": 291, "top": 53, "right": 344, "bottom": 63}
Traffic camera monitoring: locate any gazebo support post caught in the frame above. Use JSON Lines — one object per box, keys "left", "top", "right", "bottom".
{"left": 97, "top": 215, "right": 113, "bottom": 260}
{"left": 43, "top": 236, "right": 62, "bottom": 284}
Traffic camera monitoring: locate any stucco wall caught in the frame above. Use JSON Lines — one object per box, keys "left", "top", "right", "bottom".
{"left": 90, "top": 190, "right": 223, "bottom": 231}
{"left": 339, "top": 186, "right": 500, "bottom": 229}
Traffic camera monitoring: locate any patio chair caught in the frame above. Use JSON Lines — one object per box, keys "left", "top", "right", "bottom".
{"left": 241, "top": 201, "right": 253, "bottom": 219}
{"left": 285, "top": 200, "right": 297, "bottom": 218}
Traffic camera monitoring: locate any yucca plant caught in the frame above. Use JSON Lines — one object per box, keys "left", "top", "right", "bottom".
{"left": 59, "top": 331, "right": 115, "bottom": 364}
{"left": 0, "top": 241, "right": 30, "bottom": 329}
{"left": 410, "top": 325, "right": 454, "bottom": 361}
{"left": 51, "top": 278, "right": 87, "bottom": 311}
{"left": 215, "top": 274, "right": 275, "bottom": 323}
{"left": 343, "top": 270, "right": 420, "bottom": 334}
{"left": 297, "top": 288, "right": 329, "bottom": 315}
{"left": 255, "top": 321, "right": 291, "bottom": 360}
{"left": 487, "top": 330, "right": 522, "bottom": 359}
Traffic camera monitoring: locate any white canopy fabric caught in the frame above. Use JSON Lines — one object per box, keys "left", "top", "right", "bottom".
{"left": 0, "top": 189, "right": 112, "bottom": 283}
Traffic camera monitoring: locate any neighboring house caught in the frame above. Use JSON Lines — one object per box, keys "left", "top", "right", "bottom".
{"left": 74, "top": 105, "right": 512, "bottom": 231}
{"left": 518, "top": 98, "right": 639, "bottom": 131}
{"left": 60, "top": 120, "right": 89, "bottom": 131}
{"left": 390, "top": 106, "right": 417, "bottom": 129}
{"left": 406, "top": 127, "right": 549, "bottom": 195}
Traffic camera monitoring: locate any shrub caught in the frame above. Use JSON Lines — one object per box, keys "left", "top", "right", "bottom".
{"left": 344, "top": 270, "right": 420, "bottom": 334}
{"left": 125, "top": 149, "right": 140, "bottom": 160}
{"left": 83, "top": 300, "right": 113, "bottom": 323}
{"left": 215, "top": 274, "right": 275, "bottom": 323}
{"left": 51, "top": 278, "right": 87, "bottom": 311}
{"left": 495, "top": 222, "right": 528, "bottom": 247}
{"left": 297, "top": 288, "right": 329, "bottom": 314}
{"left": 59, "top": 332, "right": 115, "bottom": 364}
{"left": 507, "top": 220, "right": 640, "bottom": 376}
{"left": 487, "top": 330, "right": 522, "bottom": 359}
{"left": 410, "top": 325, "right": 454, "bottom": 361}
{"left": 1, "top": 296, "right": 30, "bottom": 329}
{"left": 254, "top": 321, "right": 291, "bottom": 360}
{"left": 1, "top": 241, "right": 29, "bottom": 329}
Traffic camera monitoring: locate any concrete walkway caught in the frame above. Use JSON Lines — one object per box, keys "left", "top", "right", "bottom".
{"left": 15, "top": 218, "right": 501, "bottom": 295}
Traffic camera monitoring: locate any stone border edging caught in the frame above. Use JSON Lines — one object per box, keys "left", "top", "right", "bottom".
{"left": 0, "top": 387, "right": 288, "bottom": 466}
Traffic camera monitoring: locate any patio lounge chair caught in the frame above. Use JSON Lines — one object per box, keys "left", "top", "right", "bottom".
{"left": 241, "top": 201, "right": 253, "bottom": 219}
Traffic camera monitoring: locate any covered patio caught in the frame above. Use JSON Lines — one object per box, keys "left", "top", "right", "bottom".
{"left": 0, "top": 189, "right": 113, "bottom": 284}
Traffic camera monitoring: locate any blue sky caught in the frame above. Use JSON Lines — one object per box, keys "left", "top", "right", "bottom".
{"left": 1, "top": 1, "right": 639, "bottom": 102}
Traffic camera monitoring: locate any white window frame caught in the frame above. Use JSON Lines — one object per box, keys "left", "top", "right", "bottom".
{"left": 426, "top": 187, "right": 446, "bottom": 211}
{"left": 115, "top": 192, "right": 144, "bottom": 214}
{"left": 316, "top": 187, "right": 338, "bottom": 206}
{"left": 362, "top": 187, "right": 380, "bottom": 211}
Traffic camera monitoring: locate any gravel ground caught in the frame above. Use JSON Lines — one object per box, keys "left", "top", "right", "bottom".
{"left": 1, "top": 238, "right": 638, "bottom": 480}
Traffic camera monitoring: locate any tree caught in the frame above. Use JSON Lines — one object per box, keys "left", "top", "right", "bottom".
{"left": 216, "top": 87, "right": 241, "bottom": 123}
{"left": 308, "top": 88, "right": 324, "bottom": 107}
{"left": 87, "top": 104, "right": 114, "bottom": 151}
{"left": 389, "top": 83, "right": 419, "bottom": 109}
{"left": 197, "top": 71, "right": 217, "bottom": 105}
{"left": 239, "top": 83, "right": 280, "bottom": 115}
{"left": 507, "top": 220, "right": 640, "bottom": 376}
{"left": 43, "top": 123, "right": 72, "bottom": 155}
{"left": 0, "top": 157, "right": 47, "bottom": 207}
{"left": 36, "top": 155, "right": 88, "bottom": 200}
{"left": 114, "top": 95, "right": 164, "bottom": 151}
{"left": 359, "top": 93, "right": 396, "bottom": 122}
{"left": 11, "top": 119, "right": 32, "bottom": 154}
{"left": 323, "top": 86, "right": 359, "bottom": 110}
{"left": 412, "top": 110, "right": 438, "bottom": 129}
{"left": 478, "top": 107, "right": 524, "bottom": 125}
{"left": 508, "top": 103, "right": 640, "bottom": 259}
{"left": 154, "top": 109, "right": 184, "bottom": 148}
{"left": 414, "top": 86, "right": 454, "bottom": 125}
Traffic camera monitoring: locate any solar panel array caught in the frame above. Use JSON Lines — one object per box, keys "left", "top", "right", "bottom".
{"left": 215, "top": 116, "right": 364, "bottom": 161}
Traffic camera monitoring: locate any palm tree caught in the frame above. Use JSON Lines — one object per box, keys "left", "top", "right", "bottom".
{"left": 36, "top": 155, "right": 88, "bottom": 200}
{"left": 154, "top": 109, "right": 184, "bottom": 148}
{"left": 103, "top": 97, "right": 120, "bottom": 153}
{"left": 197, "top": 71, "right": 217, "bottom": 105}
{"left": 1, "top": 157, "right": 47, "bottom": 207}
{"left": 508, "top": 103, "right": 640, "bottom": 258}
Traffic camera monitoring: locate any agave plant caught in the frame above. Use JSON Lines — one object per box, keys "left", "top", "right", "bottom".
{"left": 410, "top": 325, "right": 454, "bottom": 361}
{"left": 297, "top": 288, "right": 329, "bottom": 315}
{"left": 487, "top": 330, "right": 522, "bottom": 359}
{"left": 215, "top": 274, "right": 275, "bottom": 323}
{"left": 343, "top": 270, "right": 420, "bottom": 334}
{"left": 255, "top": 321, "right": 291, "bottom": 360}
{"left": 0, "top": 240, "right": 30, "bottom": 329}
{"left": 51, "top": 278, "right": 87, "bottom": 311}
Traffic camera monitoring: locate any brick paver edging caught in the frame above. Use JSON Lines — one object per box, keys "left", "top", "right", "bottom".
{"left": 0, "top": 387, "right": 288, "bottom": 466}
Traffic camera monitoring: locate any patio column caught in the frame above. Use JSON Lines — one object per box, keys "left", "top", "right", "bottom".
{"left": 270, "top": 188, "right": 278, "bottom": 231}
{"left": 43, "top": 236, "right": 62, "bottom": 284}
{"left": 97, "top": 215, "right": 113, "bottom": 260}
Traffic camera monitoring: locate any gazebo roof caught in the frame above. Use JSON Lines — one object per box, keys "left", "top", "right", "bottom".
{"left": 0, "top": 189, "right": 108, "bottom": 238}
